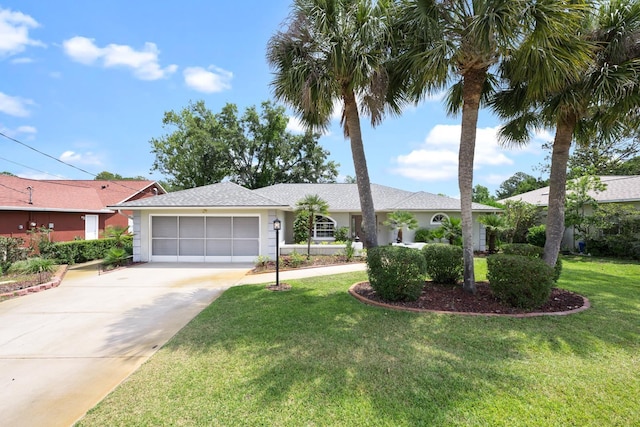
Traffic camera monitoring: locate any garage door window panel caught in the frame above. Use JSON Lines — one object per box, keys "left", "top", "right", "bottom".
{"left": 233, "top": 240, "right": 259, "bottom": 256}
{"left": 233, "top": 217, "right": 259, "bottom": 238}
{"left": 152, "top": 238, "right": 178, "bottom": 256}
{"left": 206, "top": 239, "right": 232, "bottom": 256}
{"left": 206, "top": 217, "right": 232, "bottom": 238}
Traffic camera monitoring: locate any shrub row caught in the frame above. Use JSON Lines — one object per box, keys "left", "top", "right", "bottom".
{"left": 366, "top": 244, "right": 463, "bottom": 302}
{"left": 502, "top": 243, "right": 562, "bottom": 282}
{"left": 45, "top": 236, "right": 133, "bottom": 264}
{"left": 366, "top": 246, "right": 427, "bottom": 302}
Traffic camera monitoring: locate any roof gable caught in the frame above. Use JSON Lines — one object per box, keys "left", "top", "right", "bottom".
{"left": 114, "top": 181, "right": 286, "bottom": 208}
{"left": 0, "top": 176, "right": 161, "bottom": 212}
{"left": 500, "top": 175, "right": 640, "bottom": 206}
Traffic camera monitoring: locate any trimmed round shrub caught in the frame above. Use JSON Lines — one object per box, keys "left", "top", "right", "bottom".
{"left": 366, "top": 246, "right": 427, "bottom": 302}
{"left": 502, "top": 243, "right": 543, "bottom": 257}
{"left": 502, "top": 243, "right": 562, "bottom": 283}
{"left": 526, "top": 224, "right": 546, "bottom": 247}
{"left": 487, "top": 254, "right": 554, "bottom": 309}
{"left": 421, "top": 243, "right": 463, "bottom": 285}
{"left": 414, "top": 227, "right": 433, "bottom": 243}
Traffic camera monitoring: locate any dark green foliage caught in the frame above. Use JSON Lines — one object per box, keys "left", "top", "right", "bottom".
{"left": 414, "top": 227, "right": 433, "bottom": 243}
{"left": 421, "top": 243, "right": 463, "bottom": 285}
{"left": 587, "top": 235, "right": 640, "bottom": 260}
{"left": 487, "top": 254, "right": 554, "bottom": 309}
{"left": 366, "top": 246, "right": 427, "bottom": 302}
{"left": 526, "top": 224, "right": 546, "bottom": 247}
{"left": 49, "top": 236, "right": 133, "bottom": 264}
{"left": 0, "top": 236, "right": 28, "bottom": 273}
{"left": 334, "top": 226, "right": 350, "bottom": 242}
{"left": 502, "top": 242, "right": 562, "bottom": 282}
{"left": 502, "top": 243, "right": 543, "bottom": 257}
{"left": 8, "top": 257, "right": 56, "bottom": 274}
{"left": 293, "top": 211, "right": 310, "bottom": 244}
{"left": 103, "top": 248, "right": 130, "bottom": 268}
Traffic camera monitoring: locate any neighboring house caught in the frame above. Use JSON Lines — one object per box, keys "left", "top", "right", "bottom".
{"left": 500, "top": 175, "right": 640, "bottom": 248}
{"left": 112, "top": 182, "right": 500, "bottom": 263}
{"left": 0, "top": 175, "right": 165, "bottom": 244}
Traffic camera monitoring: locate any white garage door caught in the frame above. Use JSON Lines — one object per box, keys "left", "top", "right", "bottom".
{"left": 150, "top": 216, "right": 260, "bottom": 262}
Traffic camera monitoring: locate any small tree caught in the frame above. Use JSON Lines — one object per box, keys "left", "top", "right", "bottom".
{"left": 295, "top": 194, "right": 329, "bottom": 259}
{"left": 478, "top": 214, "right": 508, "bottom": 254}
{"left": 434, "top": 217, "right": 462, "bottom": 246}
{"left": 103, "top": 225, "right": 131, "bottom": 249}
{"left": 383, "top": 211, "right": 419, "bottom": 243}
{"left": 501, "top": 200, "right": 541, "bottom": 243}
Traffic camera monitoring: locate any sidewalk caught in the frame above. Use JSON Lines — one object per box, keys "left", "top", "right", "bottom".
{"left": 236, "top": 262, "right": 367, "bottom": 285}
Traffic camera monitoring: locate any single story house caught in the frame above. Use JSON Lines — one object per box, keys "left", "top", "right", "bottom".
{"left": 112, "top": 182, "right": 501, "bottom": 263}
{"left": 0, "top": 175, "right": 165, "bottom": 243}
{"left": 500, "top": 175, "right": 640, "bottom": 248}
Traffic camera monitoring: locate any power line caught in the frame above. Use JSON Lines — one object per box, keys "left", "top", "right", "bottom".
{"left": 0, "top": 181, "right": 27, "bottom": 194}
{"left": 0, "top": 155, "right": 70, "bottom": 180}
{"left": 0, "top": 131, "right": 155, "bottom": 194}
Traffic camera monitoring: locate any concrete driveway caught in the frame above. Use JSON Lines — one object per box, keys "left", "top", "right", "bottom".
{"left": 0, "top": 262, "right": 252, "bottom": 427}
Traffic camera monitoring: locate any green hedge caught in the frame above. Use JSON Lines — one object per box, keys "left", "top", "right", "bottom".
{"left": 366, "top": 246, "right": 427, "bottom": 302}
{"left": 487, "top": 254, "right": 554, "bottom": 309}
{"left": 46, "top": 236, "right": 133, "bottom": 264}
{"left": 421, "top": 243, "right": 463, "bottom": 285}
{"left": 502, "top": 243, "right": 562, "bottom": 282}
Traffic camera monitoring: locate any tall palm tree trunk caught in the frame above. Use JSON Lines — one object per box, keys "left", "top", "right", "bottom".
{"left": 459, "top": 69, "right": 486, "bottom": 294}
{"left": 343, "top": 88, "right": 378, "bottom": 249}
{"left": 543, "top": 116, "right": 576, "bottom": 267}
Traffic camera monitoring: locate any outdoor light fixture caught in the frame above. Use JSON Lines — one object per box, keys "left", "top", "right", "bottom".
{"left": 273, "top": 218, "right": 282, "bottom": 287}
{"left": 29, "top": 222, "right": 36, "bottom": 228}
{"left": 18, "top": 224, "right": 24, "bottom": 230}
{"left": 48, "top": 223, "right": 54, "bottom": 229}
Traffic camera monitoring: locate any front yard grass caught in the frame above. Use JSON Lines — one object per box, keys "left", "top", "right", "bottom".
{"left": 77, "top": 257, "right": 639, "bottom": 426}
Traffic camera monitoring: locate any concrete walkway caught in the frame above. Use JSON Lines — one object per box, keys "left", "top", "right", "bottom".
{"left": 0, "top": 261, "right": 366, "bottom": 427}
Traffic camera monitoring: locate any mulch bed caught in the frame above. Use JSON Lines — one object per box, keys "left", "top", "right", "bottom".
{"left": 351, "top": 281, "right": 588, "bottom": 316}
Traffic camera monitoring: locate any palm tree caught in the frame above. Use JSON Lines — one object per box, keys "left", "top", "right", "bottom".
{"left": 393, "top": 0, "right": 589, "bottom": 293}
{"left": 267, "top": 0, "right": 403, "bottom": 250}
{"left": 435, "top": 217, "right": 462, "bottom": 246}
{"left": 296, "top": 194, "right": 330, "bottom": 259}
{"left": 492, "top": 0, "right": 640, "bottom": 267}
{"left": 478, "top": 214, "right": 507, "bottom": 254}
{"left": 383, "top": 210, "right": 419, "bottom": 243}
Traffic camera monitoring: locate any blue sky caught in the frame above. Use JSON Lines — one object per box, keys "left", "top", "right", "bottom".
{"left": 1, "top": 1, "right": 553, "bottom": 198}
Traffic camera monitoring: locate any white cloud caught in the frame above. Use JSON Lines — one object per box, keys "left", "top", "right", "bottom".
{"left": 286, "top": 116, "right": 306, "bottom": 134}
{"left": 183, "top": 66, "right": 232, "bottom": 93}
{"left": 0, "top": 7, "right": 45, "bottom": 57}
{"left": 391, "top": 124, "right": 514, "bottom": 182}
{"left": 62, "top": 36, "right": 178, "bottom": 80}
{"left": 16, "top": 125, "right": 36, "bottom": 134}
{"left": 59, "top": 150, "right": 103, "bottom": 166}
{"left": 0, "top": 92, "right": 34, "bottom": 117}
{"left": 10, "top": 56, "right": 33, "bottom": 64}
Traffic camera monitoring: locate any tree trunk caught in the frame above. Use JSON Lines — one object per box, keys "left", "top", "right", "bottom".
{"left": 459, "top": 69, "right": 486, "bottom": 294}
{"left": 543, "top": 116, "right": 576, "bottom": 267}
{"left": 343, "top": 89, "right": 378, "bottom": 249}
{"left": 307, "top": 214, "right": 313, "bottom": 260}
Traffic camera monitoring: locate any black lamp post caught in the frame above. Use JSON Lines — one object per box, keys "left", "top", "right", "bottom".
{"left": 273, "top": 218, "right": 281, "bottom": 287}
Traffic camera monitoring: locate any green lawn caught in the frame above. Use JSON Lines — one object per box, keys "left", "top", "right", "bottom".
{"left": 77, "top": 257, "right": 639, "bottom": 426}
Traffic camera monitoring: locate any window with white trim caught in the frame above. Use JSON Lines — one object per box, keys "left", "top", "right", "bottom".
{"left": 430, "top": 213, "right": 449, "bottom": 225}
{"left": 313, "top": 215, "right": 336, "bottom": 239}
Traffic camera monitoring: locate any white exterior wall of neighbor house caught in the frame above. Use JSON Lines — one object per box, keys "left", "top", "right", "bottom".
{"left": 134, "top": 208, "right": 272, "bottom": 262}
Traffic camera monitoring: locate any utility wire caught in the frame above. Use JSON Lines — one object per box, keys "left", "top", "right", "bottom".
{"left": 0, "top": 131, "right": 155, "bottom": 194}
{"left": 0, "top": 155, "right": 70, "bottom": 180}
{"left": 0, "top": 181, "right": 27, "bottom": 194}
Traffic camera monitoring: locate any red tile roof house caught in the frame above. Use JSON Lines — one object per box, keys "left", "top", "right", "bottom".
{"left": 0, "top": 175, "right": 165, "bottom": 245}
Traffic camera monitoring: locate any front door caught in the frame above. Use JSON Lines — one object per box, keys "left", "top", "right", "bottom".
{"left": 84, "top": 215, "right": 99, "bottom": 240}
{"left": 351, "top": 214, "right": 377, "bottom": 247}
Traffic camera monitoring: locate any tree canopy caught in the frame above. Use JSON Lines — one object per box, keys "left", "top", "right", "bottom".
{"left": 94, "top": 171, "right": 147, "bottom": 181}
{"left": 495, "top": 172, "right": 548, "bottom": 200}
{"left": 150, "top": 100, "right": 339, "bottom": 190}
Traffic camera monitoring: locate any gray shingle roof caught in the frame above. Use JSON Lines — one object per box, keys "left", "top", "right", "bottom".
{"left": 254, "top": 183, "right": 500, "bottom": 212}
{"left": 112, "top": 181, "right": 501, "bottom": 212}
{"left": 500, "top": 175, "right": 640, "bottom": 206}
{"left": 112, "top": 182, "right": 286, "bottom": 208}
